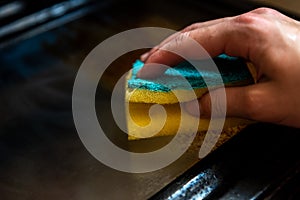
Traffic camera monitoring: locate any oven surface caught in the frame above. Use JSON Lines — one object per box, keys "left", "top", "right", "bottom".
{"left": 0, "top": 0, "right": 299, "bottom": 199}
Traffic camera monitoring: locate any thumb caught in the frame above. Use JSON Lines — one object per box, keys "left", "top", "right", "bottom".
{"left": 184, "top": 85, "right": 271, "bottom": 121}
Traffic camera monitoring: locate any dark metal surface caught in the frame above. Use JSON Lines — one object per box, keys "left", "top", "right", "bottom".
{"left": 150, "top": 123, "right": 300, "bottom": 200}
{"left": 0, "top": 0, "right": 299, "bottom": 199}
{"left": 0, "top": 0, "right": 112, "bottom": 48}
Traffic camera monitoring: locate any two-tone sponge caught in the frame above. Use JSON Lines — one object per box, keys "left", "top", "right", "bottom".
{"left": 125, "top": 55, "right": 255, "bottom": 140}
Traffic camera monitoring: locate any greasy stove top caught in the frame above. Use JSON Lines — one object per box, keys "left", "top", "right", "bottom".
{"left": 0, "top": 0, "right": 299, "bottom": 199}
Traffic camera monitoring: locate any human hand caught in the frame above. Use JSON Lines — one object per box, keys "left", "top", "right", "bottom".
{"left": 137, "top": 8, "right": 300, "bottom": 127}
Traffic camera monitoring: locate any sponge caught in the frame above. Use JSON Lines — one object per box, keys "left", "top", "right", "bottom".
{"left": 126, "top": 55, "right": 255, "bottom": 140}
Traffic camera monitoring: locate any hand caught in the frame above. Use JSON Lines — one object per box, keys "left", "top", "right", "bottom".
{"left": 137, "top": 8, "right": 300, "bottom": 128}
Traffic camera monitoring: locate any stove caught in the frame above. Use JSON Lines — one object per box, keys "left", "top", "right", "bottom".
{"left": 0, "top": 0, "right": 299, "bottom": 199}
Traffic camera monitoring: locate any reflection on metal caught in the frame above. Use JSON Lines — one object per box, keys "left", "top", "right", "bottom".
{"left": 167, "top": 169, "right": 219, "bottom": 200}
{"left": 0, "top": 0, "right": 110, "bottom": 49}
{"left": 0, "top": 1, "right": 24, "bottom": 19}
{"left": 0, "top": 0, "right": 90, "bottom": 38}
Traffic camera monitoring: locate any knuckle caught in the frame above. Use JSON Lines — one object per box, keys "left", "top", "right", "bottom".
{"left": 243, "top": 89, "right": 265, "bottom": 119}
{"left": 170, "top": 32, "right": 191, "bottom": 50}
{"left": 212, "top": 91, "right": 226, "bottom": 116}
{"left": 232, "top": 7, "right": 281, "bottom": 31}
{"left": 163, "top": 33, "right": 186, "bottom": 50}
{"left": 233, "top": 10, "right": 268, "bottom": 26}
{"left": 182, "top": 23, "right": 198, "bottom": 32}
{"left": 177, "top": 32, "right": 190, "bottom": 42}
{"left": 231, "top": 12, "right": 272, "bottom": 38}
{"left": 243, "top": 88, "right": 289, "bottom": 123}
{"left": 233, "top": 13, "right": 258, "bottom": 25}
{"left": 154, "top": 49, "right": 167, "bottom": 59}
{"left": 251, "top": 7, "right": 279, "bottom": 15}
{"left": 232, "top": 13, "right": 269, "bottom": 30}
{"left": 205, "top": 89, "right": 226, "bottom": 117}
{"left": 200, "top": 93, "right": 212, "bottom": 116}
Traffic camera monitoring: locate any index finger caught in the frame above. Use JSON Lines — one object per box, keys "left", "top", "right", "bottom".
{"left": 137, "top": 14, "right": 262, "bottom": 79}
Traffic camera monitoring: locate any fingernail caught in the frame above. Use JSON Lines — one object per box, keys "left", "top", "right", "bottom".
{"left": 184, "top": 99, "right": 201, "bottom": 117}
{"left": 140, "top": 52, "right": 149, "bottom": 61}
{"left": 136, "top": 63, "right": 167, "bottom": 79}
{"left": 136, "top": 68, "right": 143, "bottom": 78}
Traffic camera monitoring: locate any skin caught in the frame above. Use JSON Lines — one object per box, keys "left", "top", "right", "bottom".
{"left": 137, "top": 7, "right": 300, "bottom": 128}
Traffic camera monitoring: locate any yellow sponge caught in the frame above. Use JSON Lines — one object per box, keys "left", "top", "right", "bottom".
{"left": 126, "top": 56, "right": 255, "bottom": 140}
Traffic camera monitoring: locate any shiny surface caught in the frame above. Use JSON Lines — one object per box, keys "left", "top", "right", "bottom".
{"left": 151, "top": 123, "right": 300, "bottom": 200}
{"left": 167, "top": 168, "right": 220, "bottom": 200}
{"left": 0, "top": 1, "right": 251, "bottom": 199}
{"left": 0, "top": 0, "right": 299, "bottom": 199}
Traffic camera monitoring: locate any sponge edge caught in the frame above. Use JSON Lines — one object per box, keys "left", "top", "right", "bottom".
{"left": 127, "top": 102, "right": 254, "bottom": 140}
{"left": 126, "top": 57, "right": 255, "bottom": 104}
{"left": 126, "top": 70, "right": 209, "bottom": 104}
{"left": 126, "top": 57, "right": 256, "bottom": 140}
